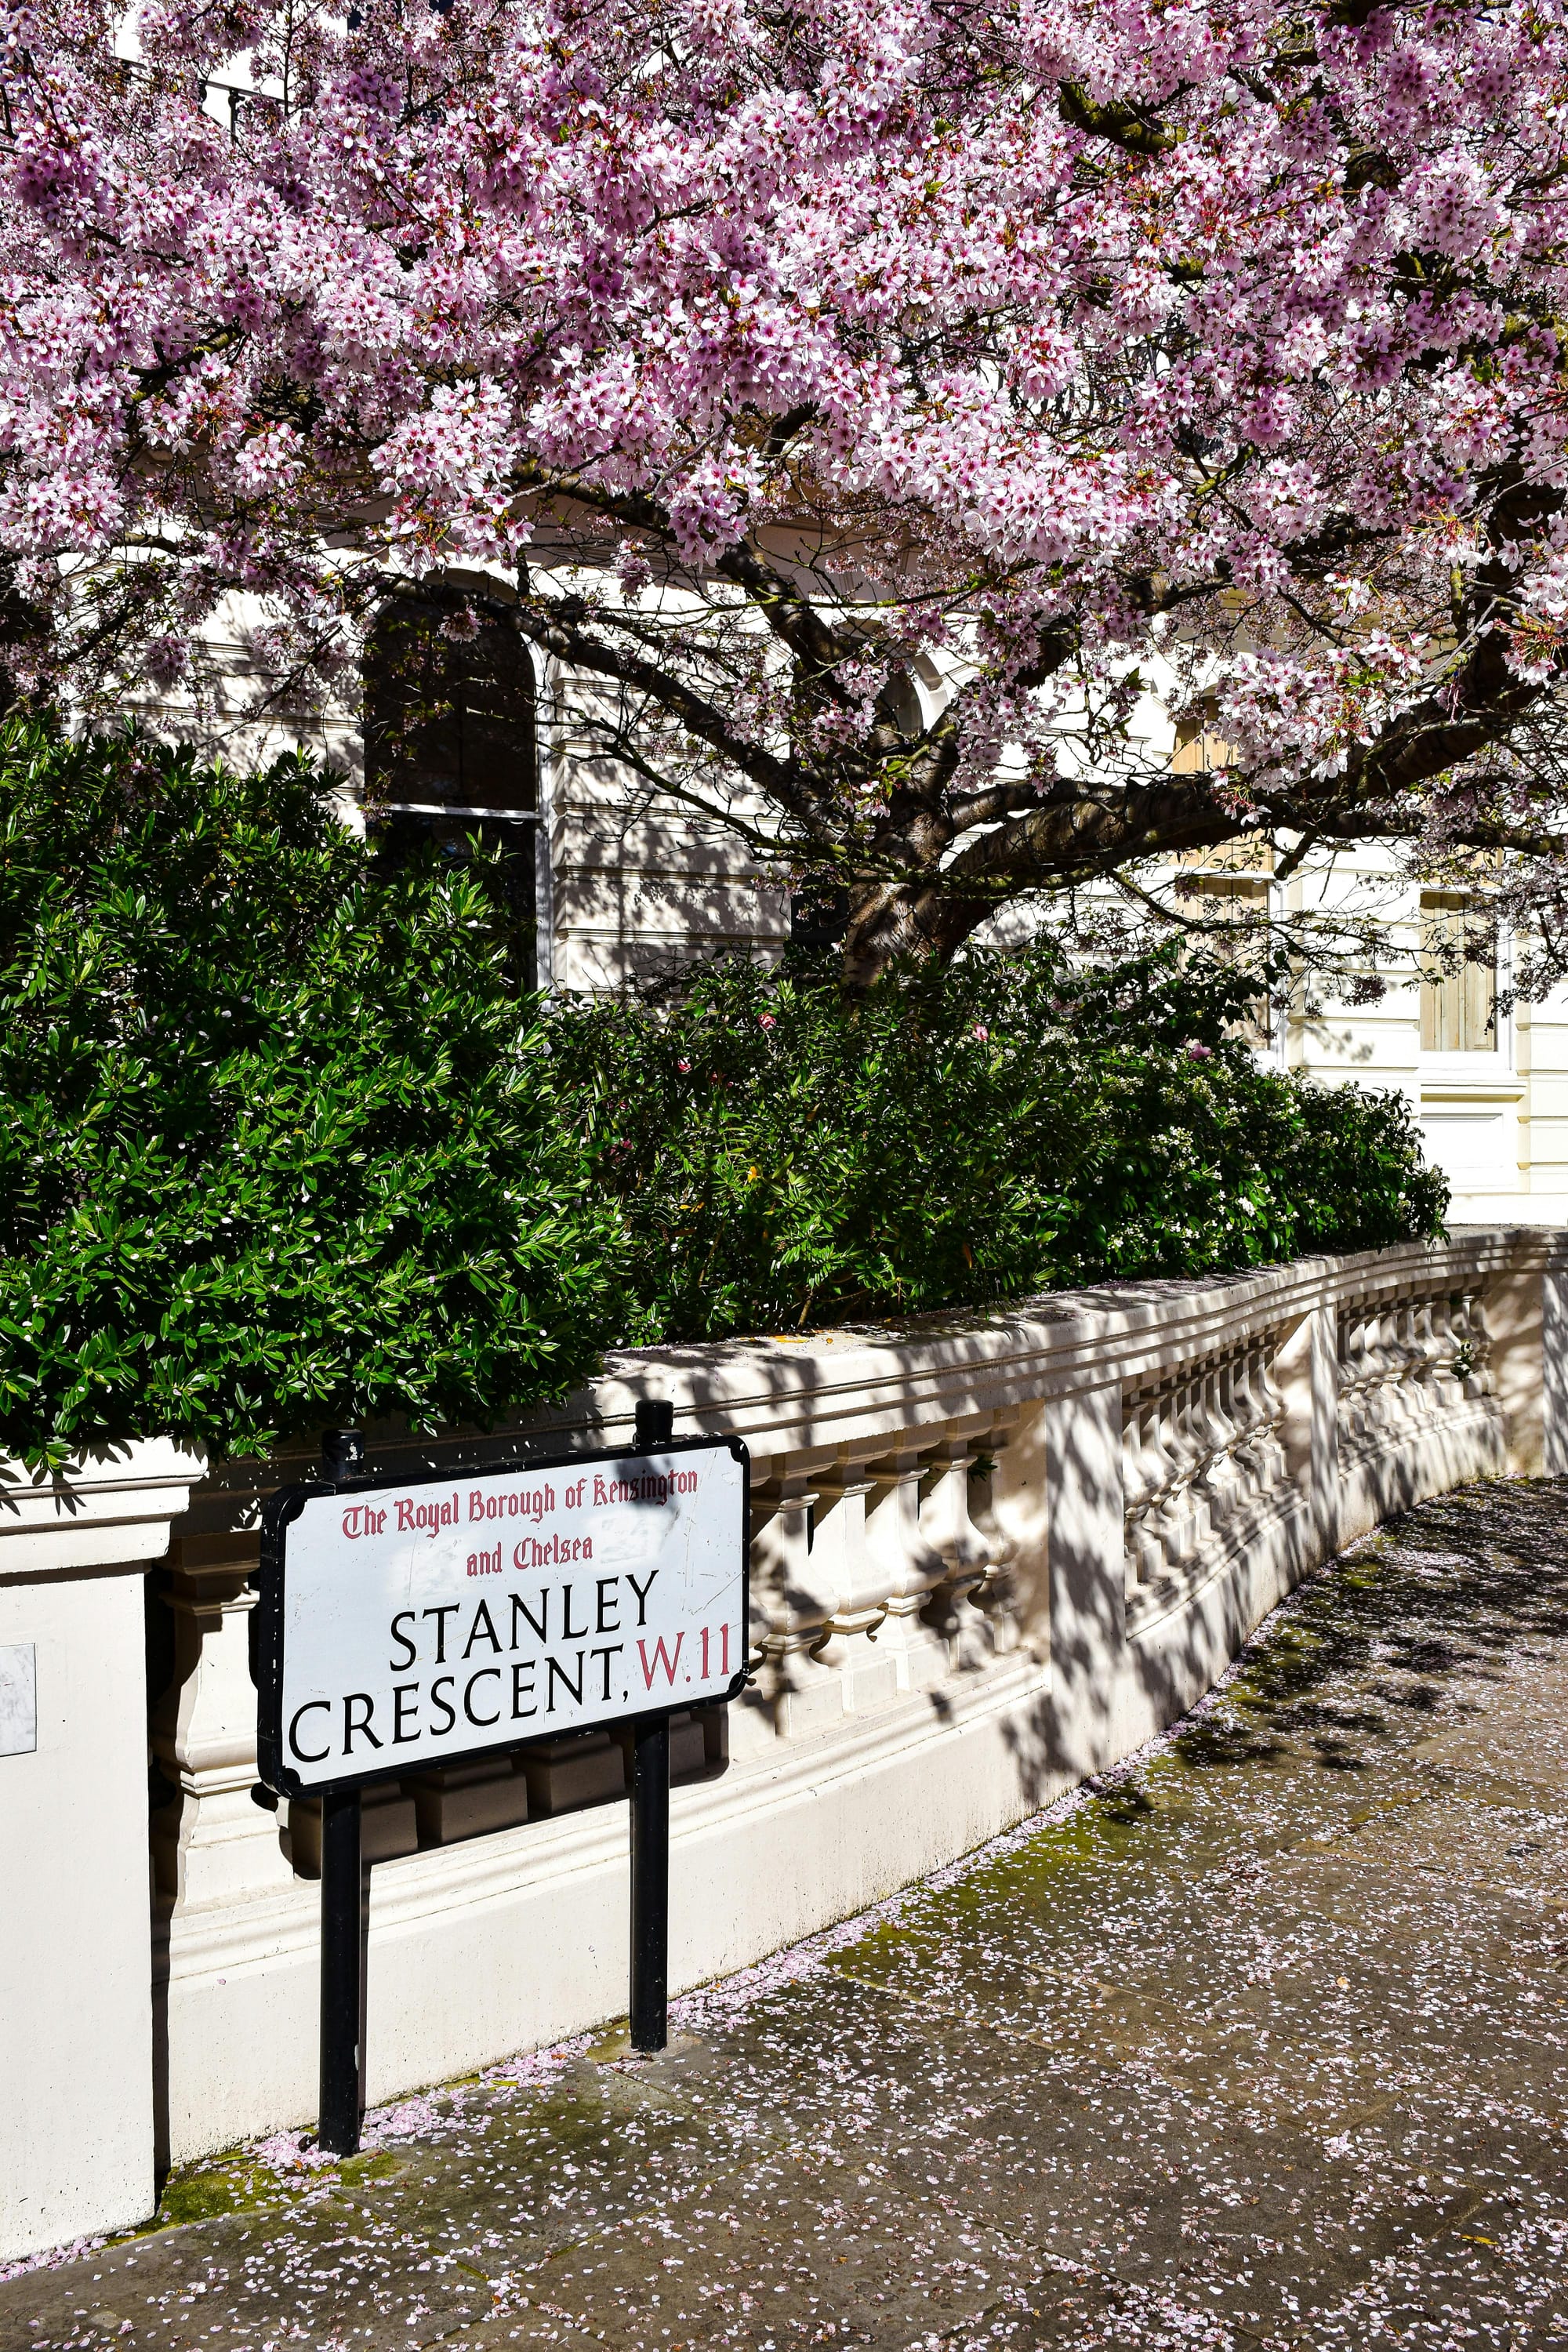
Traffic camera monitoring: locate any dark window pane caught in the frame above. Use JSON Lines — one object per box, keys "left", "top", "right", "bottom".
{"left": 365, "top": 594, "right": 537, "bottom": 815}
{"left": 365, "top": 594, "right": 540, "bottom": 987}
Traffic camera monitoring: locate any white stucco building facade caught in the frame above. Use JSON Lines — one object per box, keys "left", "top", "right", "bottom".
{"left": 1273, "top": 844, "right": 1567, "bottom": 1227}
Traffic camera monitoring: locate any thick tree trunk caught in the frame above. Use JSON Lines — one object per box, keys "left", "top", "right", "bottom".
{"left": 840, "top": 880, "right": 997, "bottom": 989}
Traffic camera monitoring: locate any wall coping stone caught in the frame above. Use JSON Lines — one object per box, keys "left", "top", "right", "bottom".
{"left": 0, "top": 1439, "right": 208, "bottom": 1579}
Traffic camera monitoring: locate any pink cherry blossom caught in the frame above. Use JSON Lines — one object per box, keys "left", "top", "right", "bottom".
{"left": 0, "top": 0, "right": 1565, "bottom": 980}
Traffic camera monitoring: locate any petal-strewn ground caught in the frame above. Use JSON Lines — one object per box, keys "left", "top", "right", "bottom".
{"left": 7, "top": 1479, "right": 1568, "bottom": 2351}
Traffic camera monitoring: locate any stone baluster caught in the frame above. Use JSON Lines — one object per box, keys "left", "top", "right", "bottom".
{"left": 1333, "top": 1304, "right": 1354, "bottom": 1452}
{"left": 1374, "top": 1292, "right": 1414, "bottom": 1408}
{"left": 1367, "top": 1296, "right": 1412, "bottom": 1440}
{"left": 965, "top": 1422, "right": 1021, "bottom": 1644}
{"left": 1169, "top": 1370, "right": 1217, "bottom": 1565}
{"left": 1251, "top": 1330, "right": 1287, "bottom": 1489}
{"left": 806, "top": 1457, "right": 902, "bottom": 1712}
{"left": 1475, "top": 1286, "right": 1497, "bottom": 1388}
{"left": 1461, "top": 1286, "right": 1495, "bottom": 1396}
{"left": 1127, "top": 1384, "right": 1181, "bottom": 1582}
{"left": 746, "top": 1458, "right": 834, "bottom": 1737}
{"left": 1219, "top": 1347, "right": 1261, "bottom": 1498}
{"left": 1337, "top": 1302, "right": 1371, "bottom": 1458}
{"left": 1396, "top": 1297, "right": 1432, "bottom": 1428}
{"left": 1407, "top": 1294, "right": 1443, "bottom": 1417}
{"left": 1429, "top": 1291, "right": 1464, "bottom": 1406}
{"left": 744, "top": 1472, "right": 779, "bottom": 1670}
{"left": 1224, "top": 1345, "right": 1266, "bottom": 1497}
{"left": 1352, "top": 1298, "right": 1387, "bottom": 1448}
{"left": 1197, "top": 1355, "right": 1236, "bottom": 1472}
{"left": 1121, "top": 1386, "right": 1162, "bottom": 1588}
{"left": 1242, "top": 1334, "right": 1280, "bottom": 1490}
{"left": 1195, "top": 1355, "right": 1243, "bottom": 1532}
{"left": 1427, "top": 1290, "right": 1465, "bottom": 1405}
{"left": 920, "top": 1432, "right": 1002, "bottom": 1668}
{"left": 866, "top": 1446, "right": 964, "bottom": 1691}
{"left": 1149, "top": 1381, "right": 1197, "bottom": 1567}
{"left": 1374, "top": 1297, "right": 1417, "bottom": 1436}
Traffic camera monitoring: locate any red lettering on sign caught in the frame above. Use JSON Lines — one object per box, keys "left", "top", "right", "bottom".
{"left": 637, "top": 1633, "right": 684, "bottom": 1690}
{"left": 394, "top": 1494, "right": 459, "bottom": 1539}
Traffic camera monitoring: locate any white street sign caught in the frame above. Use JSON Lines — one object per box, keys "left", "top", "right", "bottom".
{"left": 256, "top": 1442, "right": 748, "bottom": 1795}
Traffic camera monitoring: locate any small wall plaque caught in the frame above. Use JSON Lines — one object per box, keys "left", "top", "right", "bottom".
{"left": 0, "top": 1642, "right": 37, "bottom": 1756}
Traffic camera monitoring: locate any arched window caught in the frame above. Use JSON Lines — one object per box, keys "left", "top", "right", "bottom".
{"left": 363, "top": 590, "right": 541, "bottom": 986}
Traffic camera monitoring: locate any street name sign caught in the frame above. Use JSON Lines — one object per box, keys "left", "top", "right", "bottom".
{"left": 251, "top": 1425, "right": 749, "bottom": 2156}
{"left": 256, "top": 1439, "right": 750, "bottom": 1796}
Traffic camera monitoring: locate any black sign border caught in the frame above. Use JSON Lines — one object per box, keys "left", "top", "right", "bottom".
{"left": 253, "top": 1435, "right": 751, "bottom": 1803}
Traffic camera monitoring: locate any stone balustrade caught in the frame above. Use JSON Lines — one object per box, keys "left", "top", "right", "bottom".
{"left": 1120, "top": 1327, "right": 1290, "bottom": 1619}
{"left": 1335, "top": 1279, "right": 1491, "bottom": 1468}
{"left": 4, "top": 1229, "right": 1566, "bottom": 2262}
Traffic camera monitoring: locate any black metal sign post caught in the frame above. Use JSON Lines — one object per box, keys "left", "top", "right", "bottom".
{"left": 629, "top": 1712, "right": 671, "bottom": 2052}
{"left": 318, "top": 1785, "right": 365, "bottom": 2154}
{"left": 252, "top": 1406, "right": 747, "bottom": 2154}
{"left": 629, "top": 1399, "right": 674, "bottom": 2056}
{"left": 317, "top": 1429, "right": 368, "bottom": 2155}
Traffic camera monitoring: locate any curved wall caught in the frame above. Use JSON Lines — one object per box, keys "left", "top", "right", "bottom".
{"left": 135, "top": 1229, "right": 1568, "bottom": 2165}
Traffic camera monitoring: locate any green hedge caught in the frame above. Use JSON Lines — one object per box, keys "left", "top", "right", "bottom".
{"left": 551, "top": 952, "right": 1448, "bottom": 1339}
{"left": 0, "top": 728, "right": 1447, "bottom": 1465}
{"left": 0, "top": 727, "right": 626, "bottom": 1466}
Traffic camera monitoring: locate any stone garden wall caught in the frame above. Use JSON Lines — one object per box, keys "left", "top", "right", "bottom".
{"left": 5, "top": 1229, "right": 1566, "bottom": 2260}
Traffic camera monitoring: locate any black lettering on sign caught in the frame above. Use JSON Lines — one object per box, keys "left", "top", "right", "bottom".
{"left": 423, "top": 1602, "right": 460, "bottom": 1663}
{"left": 289, "top": 1700, "right": 331, "bottom": 1763}
{"left": 590, "top": 1642, "right": 624, "bottom": 1701}
{"left": 343, "top": 1693, "right": 381, "bottom": 1752}
{"left": 511, "top": 1590, "right": 547, "bottom": 1646}
{"left": 463, "top": 1599, "right": 502, "bottom": 1657}
{"left": 626, "top": 1570, "right": 659, "bottom": 1625}
{"left": 464, "top": 1668, "right": 502, "bottom": 1727}
{"left": 546, "top": 1653, "right": 584, "bottom": 1712}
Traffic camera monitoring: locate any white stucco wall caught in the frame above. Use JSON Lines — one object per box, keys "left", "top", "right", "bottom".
{"left": 0, "top": 1445, "right": 204, "bottom": 2265}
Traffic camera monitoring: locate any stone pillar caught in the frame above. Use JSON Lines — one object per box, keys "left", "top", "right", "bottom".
{"left": 1545, "top": 1265, "right": 1568, "bottom": 1478}
{"left": 151, "top": 1488, "right": 306, "bottom": 1910}
{"left": 1043, "top": 1380, "right": 1126, "bottom": 1781}
{"left": 0, "top": 1442, "right": 202, "bottom": 2264}
{"left": 1487, "top": 1256, "right": 1548, "bottom": 1475}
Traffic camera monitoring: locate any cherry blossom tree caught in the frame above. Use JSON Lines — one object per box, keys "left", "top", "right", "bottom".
{"left": 2, "top": 0, "right": 1567, "bottom": 982}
